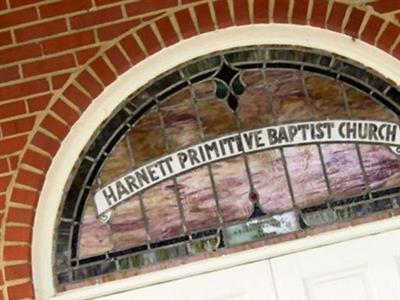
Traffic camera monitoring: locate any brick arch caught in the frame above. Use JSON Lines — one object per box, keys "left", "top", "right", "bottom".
{"left": 1, "top": 0, "right": 400, "bottom": 299}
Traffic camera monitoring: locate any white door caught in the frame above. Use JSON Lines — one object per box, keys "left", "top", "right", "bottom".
{"left": 99, "top": 260, "right": 278, "bottom": 300}
{"left": 271, "top": 229, "right": 400, "bottom": 300}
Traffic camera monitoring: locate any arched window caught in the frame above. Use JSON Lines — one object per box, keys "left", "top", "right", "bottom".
{"left": 54, "top": 46, "right": 400, "bottom": 291}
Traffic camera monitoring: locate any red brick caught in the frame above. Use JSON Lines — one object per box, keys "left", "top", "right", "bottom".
{"left": 27, "top": 93, "right": 51, "bottom": 112}
{"left": 120, "top": 35, "right": 145, "bottom": 66}
{"left": 0, "top": 158, "right": 8, "bottom": 173}
{"left": 52, "top": 100, "right": 80, "bottom": 126}
{"left": 76, "top": 71, "right": 102, "bottom": 99}
{"left": 377, "top": 23, "right": 400, "bottom": 52}
{"left": 106, "top": 46, "right": 130, "bottom": 75}
{"left": 11, "top": 188, "right": 38, "bottom": 206}
{"left": 3, "top": 245, "right": 31, "bottom": 261}
{"left": 42, "top": 30, "right": 95, "bottom": 54}
{"left": 0, "top": 79, "right": 49, "bottom": 102}
{"left": 22, "top": 149, "right": 50, "bottom": 172}
{"left": 15, "top": 18, "right": 67, "bottom": 42}
{"left": 253, "top": 0, "right": 269, "bottom": 24}
{"left": 90, "top": 56, "right": 116, "bottom": 86}
{"left": 344, "top": 8, "right": 366, "bottom": 37}
{"left": 5, "top": 264, "right": 31, "bottom": 281}
{"left": 195, "top": 4, "right": 214, "bottom": 33}
{"left": 5, "top": 226, "right": 32, "bottom": 242}
{"left": 98, "top": 19, "right": 140, "bottom": 41}
{"left": 0, "top": 194, "right": 5, "bottom": 210}
{"left": 0, "top": 66, "right": 19, "bottom": 84}
{"left": 7, "top": 282, "right": 34, "bottom": 300}
{"left": 156, "top": 16, "right": 179, "bottom": 47}
{"left": 327, "top": 2, "right": 348, "bottom": 32}
{"left": 137, "top": 25, "right": 161, "bottom": 55}
{"left": 0, "top": 31, "right": 12, "bottom": 47}
{"left": 213, "top": 0, "right": 233, "bottom": 28}
{"left": 63, "top": 84, "right": 92, "bottom": 112}
{"left": 361, "top": 15, "right": 384, "bottom": 45}
{"left": 310, "top": 0, "right": 328, "bottom": 27}
{"left": 76, "top": 46, "right": 100, "bottom": 65}
{"left": 141, "top": 12, "right": 163, "bottom": 22}
{"left": 16, "top": 168, "right": 44, "bottom": 189}
{"left": 51, "top": 73, "right": 70, "bottom": 89}
{"left": 0, "top": 7, "right": 37, "bottom": 29}
{"left": 273, "top": 0, "right": 289, "bottom": 23}
{"left": 1, "top": 116, "right": 35, "bottom": 137}
{"left": 7, "top": 207, "right": 34, "bottom": 225}
{"left": 71, "top": 6, "right": 122, "bottom": 30}
{"left": 292, "top": 0, "right": 309, "bottom": 25}
{"left": 125, "top": 0, "right": 177, "bottom": 17}
{"left": 8, "top": 155, "right": 18, "bottom": 170}
{"left": 393, "top": 42, "right": 400, "bottom": 59}
{"left": 0, "top": 135, "right": 27, "bottom": 155}
{"left": 0, "top": 175, "right": 11, "bottom": 191}
{"left": 0, "top": 101, "right": 26, "bottom": 119}
{"left": 0, "top": 43, "right": 42, "bottom": 65}
{"left": 41, "top": 114, "right": 69, "bottom": 140}
{"left": 10, "top": 0, "right": 45, "bottom": 8}
{"left": 23, "top": 54, "right": 76, "bottom": 77}
{"left": 31, "top": 131, "right": 60, "bottom": 156}
{"left": 234, "top": 0, "right": 250, "bottom": 25}
{"left": 0, "top": 0, "right": 6, "bottom": 9}
{"left": 175, "top": 9, "right": 197, "bottom": 39}
{"left": 369, "top": 1, "right": 400, "bottom": 13}
{"left": 40, "top": 0, "right": 92, "bottom": 18}
{"left": 0, "top": 268, "right": 3, "bottom": 284}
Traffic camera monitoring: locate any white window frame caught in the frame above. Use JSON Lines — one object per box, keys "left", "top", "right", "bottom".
{"left": 32, "top": 24, "right": 400, "bottom": 300}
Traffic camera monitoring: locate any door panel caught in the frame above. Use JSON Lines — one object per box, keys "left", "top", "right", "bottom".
{"left": 271, "top": 230, "right": 400, "bottom": 300}
{"left": 99, "top": 260, "right": 277, "bottom": 300}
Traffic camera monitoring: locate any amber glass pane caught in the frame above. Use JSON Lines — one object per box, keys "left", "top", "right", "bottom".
{"left": 347, "top": 87, "right": 398, "bottom": 121}
{"left": 197, "top": 99, "right": 237, "bottom": 138}
{"left": 305, "top": 75, "right": 347, "bottom": 118}
{"left": 160, "top": 88, "right": 201, "bottom": 151}
{"left": 268, "top": 73, "right": 310, "bottom": 122}
{"left": 99, "top": 139, "right": 132, "bottom": 184}
{"left": 128, "top": 110, "right": 166, "bottom": 165}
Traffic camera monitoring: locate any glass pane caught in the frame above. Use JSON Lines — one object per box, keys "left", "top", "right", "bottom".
{"left": 305, "top": 75, "right": 347, "bottom": 118}
{"left": 176, "top": 166, "right": 220, "bottom": 231}
{"left": 321, "top": 143, "right": 366, "bottom": 199}
{"left": 128, "top": 110, "right": 166, "bottom": 165}
{"left": 142, "top": 180, "right": 183, "bottom": 240}
{"left": 78, "top": 198, "right": 113, "bottom": 258}
{"left": 359, "top": 144, "right": 400, "bottom": 189}
{"left": 160, "top": 88, "right": 201, "bottom": 151}
{"left": 247, "top": 150, "right": 293, "bottom": 213}
{"left": 109, "top": 196, "right": 147, "bottom": 250}
{"left": 197, "top": 99, "right": 237, "bottom": 138}
{"left": 284, "top": 145, "right": 329, "bottom": 208}
{"left": 211, "top": 156, "right": 253, "bottom": 222}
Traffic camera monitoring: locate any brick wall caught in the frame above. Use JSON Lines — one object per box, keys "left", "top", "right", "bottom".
{"left": 0, "top": 0, "right": 400, "bottom": 299}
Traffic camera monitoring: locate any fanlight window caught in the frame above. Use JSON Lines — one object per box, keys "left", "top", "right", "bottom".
{"left": 55, "top": 46, "right": 400, "bottom": 291}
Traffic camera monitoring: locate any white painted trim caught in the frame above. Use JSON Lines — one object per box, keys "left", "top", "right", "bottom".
{"left": 32, "top": 24, "right": 400, "bottom": 300}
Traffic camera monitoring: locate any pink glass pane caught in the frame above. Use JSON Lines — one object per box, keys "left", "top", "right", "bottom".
{"left": 284, "top": 145, "right": 329, "bottom": 208}
{"left": 177, "top": 166, "right": 220, "bottom": 231}
{"left": 247, "top": 150, "right": 293, "bottom": 213}
{"left": 211, "top": 156, "right": 253, "bottom": 222}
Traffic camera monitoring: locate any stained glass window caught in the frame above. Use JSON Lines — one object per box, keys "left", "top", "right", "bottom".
{"left": 54, "top": 46, "right": 400, "bottom": 291}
